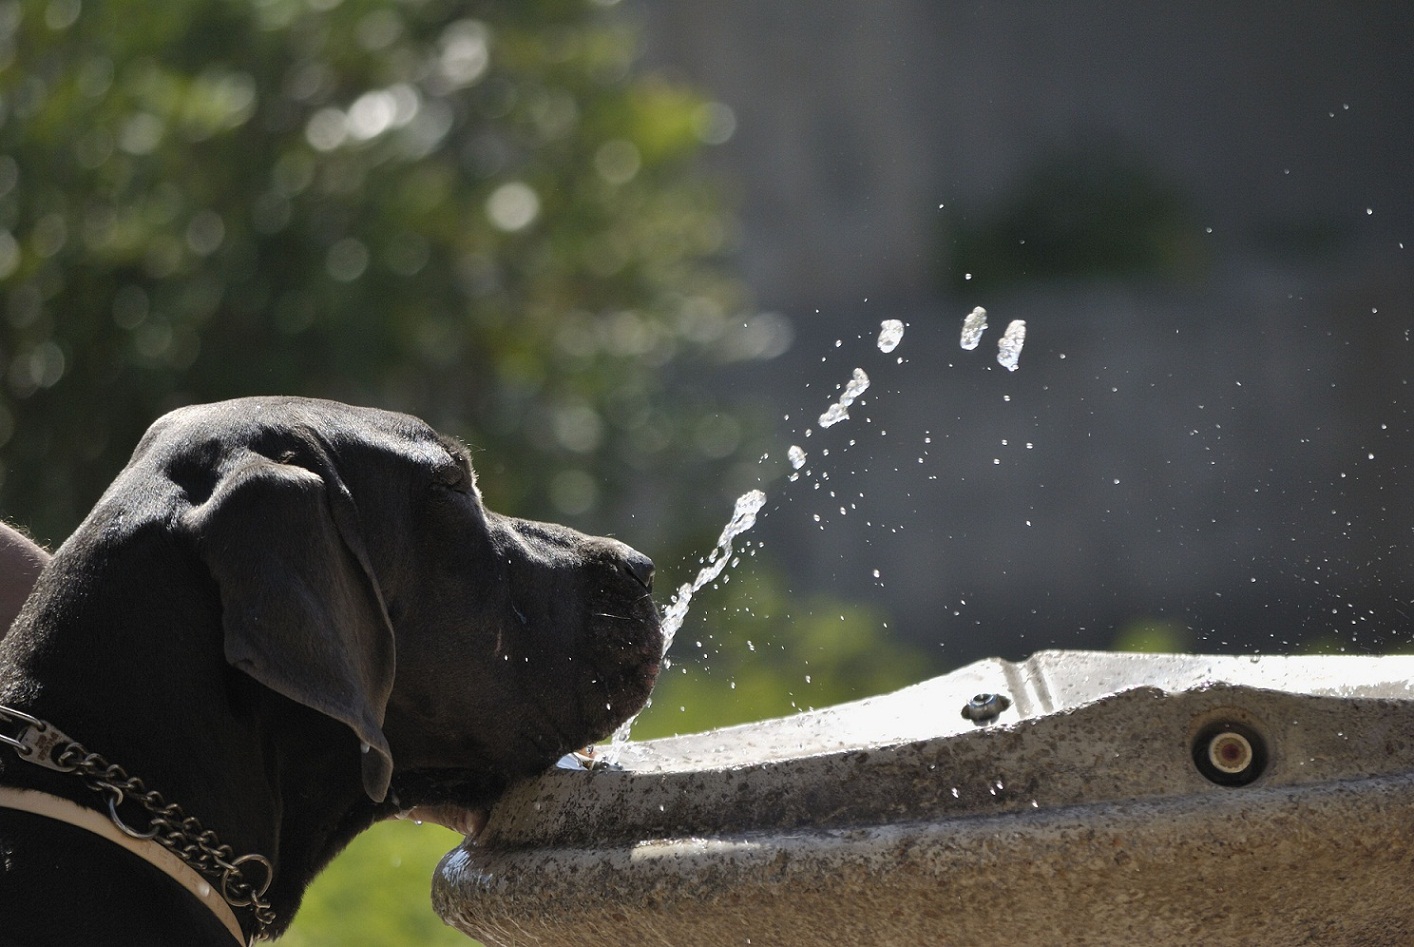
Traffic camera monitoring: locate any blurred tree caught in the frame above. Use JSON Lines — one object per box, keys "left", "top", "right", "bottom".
{"left": 0, "top": 0, "right": 751, "bottom": 543}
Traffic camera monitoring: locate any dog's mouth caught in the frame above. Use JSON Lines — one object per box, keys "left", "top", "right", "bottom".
{"left": 385, "top": 766, "right": 510, "bottom": 840}
{"left": 578, "top": 594, "right": 664, "bottom": 740}
{"left": 381, "top": 641, "right": 660, "bottom": 845}
{"left": 384, "top": 561, "right": 661, "bottom": 842}
{"left": 394, "top": 804, "right": 490, "bottom": 839}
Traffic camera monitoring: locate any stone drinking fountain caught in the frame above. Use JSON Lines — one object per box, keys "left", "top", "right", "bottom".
{"left": 431, "top": 319, "right": 1414, "bottom": 944}
{"left": 433, "top": 650, "right": 1414, "bottom": 945}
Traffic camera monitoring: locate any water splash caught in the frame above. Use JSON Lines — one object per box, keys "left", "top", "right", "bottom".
{"left": 877, "top": 319, "right": 905, "bottom": 353}
{"left": 604, "top": 488, "right": 768, "bottom": 760}
{"left": 602, "top": 324, "right": 911, "bottom": 761}
{"left": 659, "top": 489, "right": 767, "bottom": 655}
{"left": 817, "top": 368, "right": 870, "bottom": 428}
{"left": 997, "top": 319, "right": 1027, "bottom": 371}
{"left": 959, "top": 306, "right": 988, "bottom": 350}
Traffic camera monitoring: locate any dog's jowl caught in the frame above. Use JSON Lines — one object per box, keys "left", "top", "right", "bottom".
{"left": 0, "top": 396, "right": 662, "bottom": 946}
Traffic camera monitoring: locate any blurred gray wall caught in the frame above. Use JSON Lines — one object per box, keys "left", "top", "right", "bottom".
{"left": 641, "top": 1, "right": 1411, "bottom": 308}
{"left": 633, "top": 0, "right": 1414, "bottom": 664}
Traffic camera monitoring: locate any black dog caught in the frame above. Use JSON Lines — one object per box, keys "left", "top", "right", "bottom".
{"left": 0, "top": 397, "right": 662, "bottom": 945}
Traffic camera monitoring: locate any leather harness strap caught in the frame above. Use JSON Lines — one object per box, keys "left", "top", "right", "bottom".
{"left": 0, "top": 785, "right": 247, "bottom": 946}
{"left": 0, "top": 703, "right": 274, "bottom": 938}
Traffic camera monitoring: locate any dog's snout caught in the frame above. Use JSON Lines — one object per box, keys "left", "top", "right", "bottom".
{"left": 621, "top": 550, "right": 654, "bottom": 591}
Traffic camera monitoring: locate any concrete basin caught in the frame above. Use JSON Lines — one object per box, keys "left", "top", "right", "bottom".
{"left": 434, "top": 651, "right": 1414, "bottom": 945}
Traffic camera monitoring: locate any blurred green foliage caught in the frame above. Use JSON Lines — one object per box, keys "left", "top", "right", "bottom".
{"left": 644, "top": 559, "right": 935, "bottom": 735}
{"left": 279, "top": 821, "right": 473, "bottom": 947}
{"left": 1112, "top": 616, "right": 1191, "bottom": 654}
{"left": 0, "top": 0, "right": 751, "bottom": 543}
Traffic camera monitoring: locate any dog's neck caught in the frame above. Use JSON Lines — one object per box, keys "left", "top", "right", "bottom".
{"left": 0, "top": 531, "right": 386, "bottom": 938}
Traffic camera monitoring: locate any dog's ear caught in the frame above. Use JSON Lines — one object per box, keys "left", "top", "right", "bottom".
{"left": 184, "top": 450, "right": 396, "bottom": 802}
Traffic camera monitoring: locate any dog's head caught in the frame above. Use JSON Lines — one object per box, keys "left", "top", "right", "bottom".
{"left": 124, "top": 396, "right": 661, "bottom": 809}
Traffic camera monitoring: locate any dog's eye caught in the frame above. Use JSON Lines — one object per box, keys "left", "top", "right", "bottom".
{"left": 431, "top": 461, "right": 471, "bottom": 493}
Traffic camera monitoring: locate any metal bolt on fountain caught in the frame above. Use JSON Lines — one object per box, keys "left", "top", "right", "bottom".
{"left": 434, "top": 651, "right": 1414, "bottom": 945}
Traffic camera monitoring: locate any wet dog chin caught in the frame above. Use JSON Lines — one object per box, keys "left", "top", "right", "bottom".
{"left": 387, "top": 767, "right": 509, "bottom": 838}
{"left": 395, "top": 804, "right": 489, "bottom": 839}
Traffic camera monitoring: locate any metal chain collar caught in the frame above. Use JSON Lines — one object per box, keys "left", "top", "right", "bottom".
{"left": 0, "top": 705, "right": 276, "bottom": 939}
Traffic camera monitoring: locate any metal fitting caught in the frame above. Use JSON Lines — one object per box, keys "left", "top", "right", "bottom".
{"left": 1192, "top": 720, "right": 1267, "bottom": 786}
{"left": 961, "top": 692, "right": 1011, "bottom": 724}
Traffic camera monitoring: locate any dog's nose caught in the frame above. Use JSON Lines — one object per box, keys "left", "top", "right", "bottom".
{"left": 621, "top": 550, "right": 654, "bottom": 591}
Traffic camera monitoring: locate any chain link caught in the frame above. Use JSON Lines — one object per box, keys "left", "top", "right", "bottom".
{"left": 1, "top": 706, "right": 275, "bottom": 938}
{"left": 53, "top": 744, "right": 278, "bottom": 935}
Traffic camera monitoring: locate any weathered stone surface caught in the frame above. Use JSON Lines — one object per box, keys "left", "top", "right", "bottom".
{"left": 435, "top": 652, "right": 1414, "bottom": 946}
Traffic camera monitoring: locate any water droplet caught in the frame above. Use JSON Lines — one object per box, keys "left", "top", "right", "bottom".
{"left": 877, "top": 319, "right": 905, "bottom": 353}
{"left": 996, "top": 319, "right": 1027, "bottom": 371}
{"left": 817, "top": 368, "right": 870, "bottom": 428}
{"left": 959, "top": 306, "right": 987, "bottom": 350}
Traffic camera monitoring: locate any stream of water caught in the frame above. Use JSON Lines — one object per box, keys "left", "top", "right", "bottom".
{"left": 599, "top": 308, "right": 1025, "bottom": 759}
{"left": 599, "top": 320, "right": 908, "bottom": 761}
